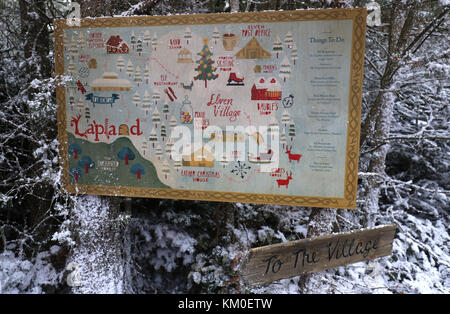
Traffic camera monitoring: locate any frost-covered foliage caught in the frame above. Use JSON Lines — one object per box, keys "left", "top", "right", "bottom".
{"left": 0, "top": 0, "right": 448, "bottom": 294}
{"left": 0, "top": 247, "right": 62, "bottom": 294}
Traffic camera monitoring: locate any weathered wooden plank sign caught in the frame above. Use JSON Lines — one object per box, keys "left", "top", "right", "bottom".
{"left": 240, "top": 224, "right": 396, "bottom": 286}
{"left": 54, "top": 8, "right": 366, "bottom": 208}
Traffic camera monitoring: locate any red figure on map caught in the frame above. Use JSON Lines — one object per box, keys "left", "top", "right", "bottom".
{"left": 285, "top": 145, "right": 302, "bottom": 163}
{"left": 276, "top": 171, "right": 293, "bottom": 188}
{"left": 76, "top": 80, "right": 86, "bottom": 94}
{"left": 70, "top": 115, "right": 87, "bottom": 139}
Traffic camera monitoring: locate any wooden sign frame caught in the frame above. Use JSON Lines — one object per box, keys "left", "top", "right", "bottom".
{"left": 240, "top": 224, "right": 397, "bottom": 286}
{"left": 54, "top": 8, "right": 366, "bottom": 208}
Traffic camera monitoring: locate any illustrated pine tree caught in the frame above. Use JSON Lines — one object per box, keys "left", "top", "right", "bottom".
{"left": 280, "top": 128, "right": 287, "bottom": 149}
{"left": 160, "top": 123, "right": 167, "bottom": 141}
{"left": 152, "top": 33, "right": 158, "bottom": 51}
{"left": 133, "top": 91, "right": 141, "bottom": 107}
{"left": 134, "top": 66, "right": 143, "bottom": 86}
{"left": 279, "top": 56, "right": 292, "bottom": 82}
{"left": 284, "top": 31, "right": 294, "bottom": 48}
{"left": 68, "top": 59, "right": 76, "bottom": 74}
{"left": 173, "top": 159, "right": 181, "bottom": 172}
{"left": 142, "top": 91, "right": 152, "bottom": 115}
{"left": 117, "top": 56, "right": 125, "bottom": 72}
{"left": 194, "top": 38, "right": 218, "bottom": 88}
{"left": 163, "top": 101, "right": 169, "bottom": 120}
{"left": 291, "top": 43, "right": 298, "bottom": 65}
{"left": 155, "top": 144, "right": 163, "bottom": 160}
{"left": 212, "top": 27, "right": 220, "bottom": 44}
{"left": 85, "top": 106, "right": 91, "bottom": 122}
{"left": 76, "top": 97, "right": 85, "bottom": 112}
{"left": 288, "top": 120, "right": 296, "bottom": 141}
{"left": 68, "top": 36, "right": 78, "bottom": 59}
{"left": 166, "top": 137, "right": 174, "bottom": 160}
{"left": 144, "top": 63, "right": 150, "bottom": 84}
{"left": 126, "top": 59, "right": 134, "bottom": 77}
{"left": 78, "top": 32, "right": 86, "bottom": 50}
{"left": 269, "top": 116, "right": 279, "bottom": 140}
{"left": 143, "top": 30, "right": 151, "bottom": 46}
{"left": 149, "top": 128, "right": 158, "bottom": 148}
{"left": 152, "top": 89, "right": 161, "bottom": 105}
{"left": 152, "top": 107, "right": 161, "bottom": 129}
{"left": 130, "top": 31, "right": 136, "bottom": 49}
{"left": 169, "top": 115, "right": 178, "bottom": 131}
{"left": 184, "top": 27, "right": 192, "bottom": 45}
{"left": 142, "top": 140, "right": 148, "bottom": 155}
{"left": 136, "top": 37, "right": 143, "bottom": 55}
{"left": 272, "top": 36, "right": 283, "bottom": 58}
{"left": 282, "top": 109, "right": 291, "bottom": 126}
{"left": 162, "top": 159, "right": 170, "bottom": 179}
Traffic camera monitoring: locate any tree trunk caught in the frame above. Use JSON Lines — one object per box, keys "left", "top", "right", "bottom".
{"left": 68, "top": 195, "right": 126, "bottom": 293}
{"left": 298, "top": 208, "right": 337, "bottom": 293}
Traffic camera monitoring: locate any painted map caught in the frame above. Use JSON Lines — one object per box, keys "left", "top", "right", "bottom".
{"left": 61, "top": 15, "right": 356, "bottom": 200}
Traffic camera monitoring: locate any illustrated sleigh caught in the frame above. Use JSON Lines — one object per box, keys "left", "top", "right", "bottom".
{"left": 248, "top": 149, "right": 273, "bottom": 164}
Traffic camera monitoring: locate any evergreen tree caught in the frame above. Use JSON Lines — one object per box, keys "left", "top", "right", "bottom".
{"left": 194, "top": 38, "right": 218, "bottom": 88}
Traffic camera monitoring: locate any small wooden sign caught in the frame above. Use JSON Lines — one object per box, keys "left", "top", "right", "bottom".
{"left": 240, "top": 224, "right": 396, "bottom": 286}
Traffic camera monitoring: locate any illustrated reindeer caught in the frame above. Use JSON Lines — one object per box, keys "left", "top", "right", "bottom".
{"left": 285, "top": 145, "right": 302, "bottom": 163}
{"left": 276, "top": 171, "right": 293, "bottom": 188}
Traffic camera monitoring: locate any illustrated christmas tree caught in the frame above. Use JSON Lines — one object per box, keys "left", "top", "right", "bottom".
{"left": 152, "top": 107, "right": 161, "bottom": 128}
{"left": 152, "top": 33, "right": 158, "bottom": 51}
{"left": 280, "top": 128, "right": 287, "bottom": 149}
{"left": 282, "top": 109, "right": 291, "bottom": 126}
{"left": 68, "top": 90, "right": 75, "bottom": 111}
{"left": 166, "top": 137, "right": 174, "bottom": 160}
{"left": 152, "top": 89, "right": 161, "bottom": 105}
{"left": 160, "top": 123, "right": 167, "bottom": 141}
{"left": 85, "top": 106, "right": 91, "bottom": 122}
{"left": 143, "top": 30, "right": 151, "bottom": 46}
{"left": 279, "top": 56, "right": 292, "bottom": 82}
{"left": 76, "top": 97, "right": 85, "bottom": 112}
{"left": 149, "top": 128, "right": 158, "bottom": 148}
{"left": 291, "top": 43, "right": 299, "bottom": 65}
{"left": 220, "top": 152, "right": 229, "bottom": 168}
{"left": 284, "top": 32, "right": 294, "bottom": 49}
{"left": 289, "top": 120, "right": 296, "bottom": 141}
{"left": 269, "top": 116, "right": 279, "bottom": 140}
{"left": 272, "top": 36, "right": 283, "bottom": 58}
{"left": 68, "top": 36, "right": 78, "bottom": 59}
{"left": 67, "top": 59, "right": 76, "bottom": 75}
{"left": 169, "top": 115, "right": 178, "bottom": 131}
{"left": 194, "top": 38, "right": 218, "bottom": 88}
{"left": 184, "top": 27, "right": 192, "bottom": 45}
{"left": 126, "top": 59, "right": 134, "bottom": 77}
{"left": 163, "top": 101, "right": 169, "bottom": 120}
{"left": 134, "top": 66, "right": 143, "bottom": 86}
{"left": 136, "top": 37, "right": 143, "bottom": 56}
{"left": 173, "top": 159, "right": 181, "bottom": 172}
{"left": 133, "top": 91, "right": 141, "bottom": 107}
{"left": 142, "top": 91, "right": 152, "bottom": 115}
{"left": 142, "top": 140, "right": 148, "bottom": 156}
{"left": 130, "top": 31, "right": 136, "bottom": 49}
{"left": 155, "top": 144, "right": 163, "bottom": 160}
{"left": 78, "top": 32, "right": 86, "bottom": 50}
{"left": 144, "top": 63, "right": 150, "bottom": 84}
{"left": 116, "top": 56, "right": 125, "bottom": 72}
{"left": 212, "top": 27, "right": 220, "bottom": 44}
{"left": 162, "top": 159, "right": 170, "bottom": 179}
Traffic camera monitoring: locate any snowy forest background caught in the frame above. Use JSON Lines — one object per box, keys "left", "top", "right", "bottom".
{"left": 0, "top": 0, "right": 448, "bottom": 294}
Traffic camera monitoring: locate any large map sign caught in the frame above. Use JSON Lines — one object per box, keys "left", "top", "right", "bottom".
{"left": 54, "top": 9, "right": 366, "bottom": 209}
